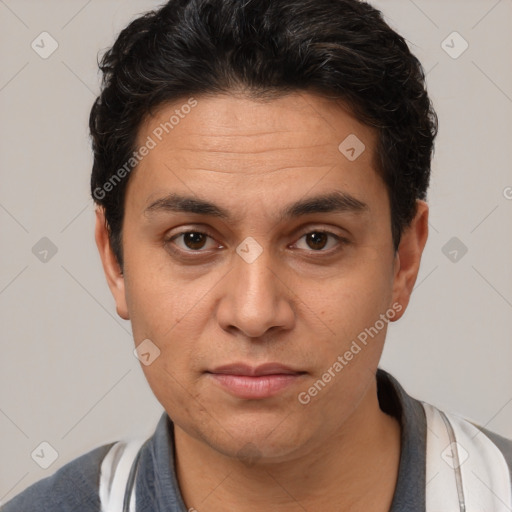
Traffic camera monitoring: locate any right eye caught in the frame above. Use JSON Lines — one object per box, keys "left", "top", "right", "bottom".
{"left": 164, "top": 230, "right": 224, "bottom": 256}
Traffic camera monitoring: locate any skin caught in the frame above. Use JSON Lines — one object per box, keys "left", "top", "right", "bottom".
{"left": 95, "top": 91, "right": 428, "bottom": 511}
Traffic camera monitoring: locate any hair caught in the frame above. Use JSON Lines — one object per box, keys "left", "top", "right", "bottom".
{"left": 90, "top": 0, "right": 438, "bottom": 270}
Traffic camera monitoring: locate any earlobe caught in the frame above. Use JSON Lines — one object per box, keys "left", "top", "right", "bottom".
{"left": 390, "top": 200, "right": 429, "bottom": 321}
{"left": 94, "top": 207, "right": 130, "bottom": 320}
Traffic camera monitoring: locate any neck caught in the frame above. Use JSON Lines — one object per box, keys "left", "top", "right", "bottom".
{"left": 173, "top": 377, "right": 401, "bottom": 512}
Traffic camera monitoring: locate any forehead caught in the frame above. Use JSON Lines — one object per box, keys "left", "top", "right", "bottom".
{"left": 127, "top": 92, "right": 384, "bottom": 216}
{"left": 139, "top": 92, "right": 376, "bottom": 160}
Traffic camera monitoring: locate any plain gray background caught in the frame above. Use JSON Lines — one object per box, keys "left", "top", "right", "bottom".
{"left": 1, "top": 0, "right": 511, "bottom": 503}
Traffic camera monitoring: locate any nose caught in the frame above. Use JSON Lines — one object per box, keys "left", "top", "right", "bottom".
{"left": 215, "top": 245, "right": 295, "bottom": 339}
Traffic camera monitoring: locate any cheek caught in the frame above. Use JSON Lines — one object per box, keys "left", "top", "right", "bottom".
{"left": 122, "top": 241, "right": 204, "bottom": 342}
{"left": 300, "top": 270, "right": 394, "bottom": 424}
{"left": 312, "top": 252, "right": 395, "bottom": 344}
{"left": 122, "top": 250, "right": 215, "bottom": 383}
{"left": 140, "top": 357, "right": 210, "bottom": 438}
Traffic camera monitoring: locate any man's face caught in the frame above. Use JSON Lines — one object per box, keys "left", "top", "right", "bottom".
{"left": 100, "top": 92, "right": 417, "bottom": 462}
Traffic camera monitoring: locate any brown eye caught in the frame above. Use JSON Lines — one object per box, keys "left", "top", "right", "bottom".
{"left": 294, "top": 231, "right": 343, "bottom": 252}
{"left": 182, "top": 232, "right": 208, "bottom": 250}
{"left": 305, "top": 232, "right": 329, "bottom": 250}
{"left": 167, "top": 231, "right": 217, "bottom": 252}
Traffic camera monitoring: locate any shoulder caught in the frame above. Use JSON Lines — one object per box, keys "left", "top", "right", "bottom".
{"left": 480, "top": 426, "right": 512, "bottom": 452}
{"left": 1, "top": 443, "right": 114, "bottom": 512}
{"left": 473, "top": 424, "right": 512, "bottom": 471}
{"left": 426, "top": 402, "right": 512, "bottom": 467}
{"left": 422, "top": 401, "right": 512, "bottom": 509}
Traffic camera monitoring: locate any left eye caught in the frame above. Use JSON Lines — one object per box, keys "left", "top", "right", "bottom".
{"left": 294, "top": 232, "right": 341, "bottom": 251}
{"left": 171, "top": 232, "right": 218, "bottom": 251}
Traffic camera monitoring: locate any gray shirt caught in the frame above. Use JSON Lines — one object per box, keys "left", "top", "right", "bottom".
{"left": 3, "top": 369, "right": 511, "bottom": 511}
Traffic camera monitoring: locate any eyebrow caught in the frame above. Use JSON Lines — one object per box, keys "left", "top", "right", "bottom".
{"left": 143, "top": 191, "right": 369, "bottom": 221}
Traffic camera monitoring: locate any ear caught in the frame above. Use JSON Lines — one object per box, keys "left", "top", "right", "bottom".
{"left": 94, "top": 207, "right": 130, "bottom": 320}
{"left": 390, "top": 200, "right": 429, "bottom": 321}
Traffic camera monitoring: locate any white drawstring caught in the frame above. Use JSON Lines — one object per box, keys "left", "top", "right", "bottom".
{"left": 99, "top": 438, "right": 147, "bottom": 512}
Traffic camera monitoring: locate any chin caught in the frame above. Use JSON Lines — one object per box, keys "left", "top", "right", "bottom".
{"left": 186, "top": 408, "right": 316, "bottom": 464}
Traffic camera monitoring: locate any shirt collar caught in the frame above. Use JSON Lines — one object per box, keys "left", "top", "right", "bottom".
{"left": 377, "top": 368, "right": 427, "bottom": 511}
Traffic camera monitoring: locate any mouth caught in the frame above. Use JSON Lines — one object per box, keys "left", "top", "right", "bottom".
{"left": 206, "top": 363, "right": 307, "bottom": 399}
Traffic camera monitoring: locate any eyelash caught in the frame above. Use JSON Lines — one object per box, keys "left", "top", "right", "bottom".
{"left": 163, "top": 229, "right": 348, "bottom": 257}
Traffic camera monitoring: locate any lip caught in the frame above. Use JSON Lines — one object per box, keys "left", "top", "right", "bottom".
{"left": 207, "top": 363, "right": 306, "bottom": 399}
{"left": 210, "top": 363, "right": 303, "bottom": 376}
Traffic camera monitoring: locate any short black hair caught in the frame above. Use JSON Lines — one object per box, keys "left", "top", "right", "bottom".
{"left": 90, "top": 0, "right": 438, "bottom": 270}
